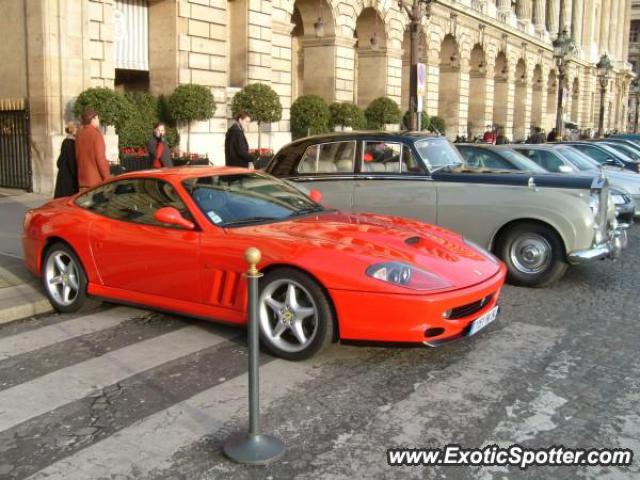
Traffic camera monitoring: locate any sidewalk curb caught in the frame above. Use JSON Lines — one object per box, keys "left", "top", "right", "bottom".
{"left": 0, "top": 282, "right": 53, "bottom": 325}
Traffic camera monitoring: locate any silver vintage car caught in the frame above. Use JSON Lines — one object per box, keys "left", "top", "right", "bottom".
{"left": 266, "top": 132, "right": 628, "bottom": 287}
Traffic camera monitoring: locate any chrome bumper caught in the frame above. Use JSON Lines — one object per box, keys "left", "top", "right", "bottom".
{"left": 567, "top": 226, "right": 629, "bottom": 265}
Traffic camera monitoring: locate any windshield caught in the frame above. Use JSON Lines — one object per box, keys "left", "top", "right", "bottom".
{"left": 415, "top": 139, "right": 463, "bottom": 171}
{"left": 499, "top": 150, "right": 547, "bottom": 173}
{"left": 599, "top": 144, "right": 634, "bottom": 162}
{"left": 605, "top": 143, "right": 640, "bottom": 160}
{"left": 556, "top": 147, "right": 599, "bottom": 171}
{"left": 183, "top": 173, "right": 324, "bottom": 227}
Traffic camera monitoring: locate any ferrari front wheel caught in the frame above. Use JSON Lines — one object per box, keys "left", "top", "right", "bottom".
{"left": 42, "top": 242, "right": 97, "bottom": 313}
{"left": 258, "top": 268, "right": 335, "bottom": 361}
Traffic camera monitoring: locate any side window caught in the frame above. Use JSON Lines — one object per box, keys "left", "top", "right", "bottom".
{"left": 402, "top": 147, "right": 426, "bottom": 173}
{"left": 297, "top": 141, "right": 356, "bottom": 174}
{"left": 481, "top": 150, "right": 514, "bottom": 170}
{"left": 76, "top": 179, "right": 192, "bottom": 228}
{"left": 537, "top": 151, "right": 564, "bottom": 172}
{"left": 362, "top": 141, "right": 402, "bottom": 173}
{"left": 462, "top": 149, "right": 512, "bottom": 169}
{"left": 575, "top": 145, "right": 607, "bottom": 163}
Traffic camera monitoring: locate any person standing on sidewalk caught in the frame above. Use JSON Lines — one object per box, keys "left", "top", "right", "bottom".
{"left": 147, "top": 122, "right": 173, "bottom": 168}
{"left": 53, "top": 122, "right": 79, "bottom": 198}
{"left": 224, "top": 112, "right": 255, "bottom": 168}
{"left": 75, "top": 108, "right": 111, "bottom": 191}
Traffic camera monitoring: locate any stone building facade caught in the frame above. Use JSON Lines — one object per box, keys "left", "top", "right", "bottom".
{"left": 0, "top": 0, "right": 633, "bottom": 194}
{"left": 627, "top": 0, "right": 640, "bottom": 130}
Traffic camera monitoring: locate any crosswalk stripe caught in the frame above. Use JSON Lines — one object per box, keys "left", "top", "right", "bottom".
{"left": 26, "top": 358, "right": 317, "bottom": 480}
{"left": 0, "top": 325, "right": 234, "bottom": 432}
{"left": 0, "top": 306, "right": 144, "bottom": 360}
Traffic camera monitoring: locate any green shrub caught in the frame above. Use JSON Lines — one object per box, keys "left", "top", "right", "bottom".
{"left": 231, "top": 83, "right": 282, "bottom": 149}
{"left": 290, "top": 95, "right": 330, "bottom": 139}
{"left": 73, "top": 87, "right": 133, "bottom": 129}
{"left": 428, "top": 116, "right": 446, "bottom": 134}
{"left": 168, "top": 84, "right": 216, "bottom": 151}
{"left": 402, "top": 110, "right": 430, "bottom": 131}
{"left": 115, "top": 92, "right": 179, "bottom": 149}
{"left": 329, "top": 102, "right": 365, "bottom": 129}
{"left": 364, "top": 97, "right": 401, "bottom": 130}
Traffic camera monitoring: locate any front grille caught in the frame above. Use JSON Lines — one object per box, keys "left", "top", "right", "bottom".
{"left": 447, "top": 294, "right": 493, "bottom": 320}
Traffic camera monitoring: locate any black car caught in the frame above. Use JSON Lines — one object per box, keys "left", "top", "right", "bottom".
{"left": 561, "top": 141, "right": 640, "bottom": 173}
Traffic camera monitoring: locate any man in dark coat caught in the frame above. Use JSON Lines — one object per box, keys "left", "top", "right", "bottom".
{"left": 547, "top": 128, "right": 558, "bottom": 142}
{"left": 54, "top": 122, "right": 79, "bottom": 198}
{"left": 225, "top": 112, "right": 255, "bottom": 168}
{"left": 147, "top": 122, "right": 173, "bottom": 168}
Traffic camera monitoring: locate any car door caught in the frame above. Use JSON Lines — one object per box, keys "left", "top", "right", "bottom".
{"left": 84, "top": 178, "right": 201, "bottom": 303}
{"left": 282, "top": 140, "right": 357, "bottom": 210}
{"left": 352, "top": 140, "right": 437, "bottom": 223}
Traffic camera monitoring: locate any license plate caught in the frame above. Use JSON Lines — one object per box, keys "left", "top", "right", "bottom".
{"left": 468, "top": 306, "right": 499, "bottom": 336}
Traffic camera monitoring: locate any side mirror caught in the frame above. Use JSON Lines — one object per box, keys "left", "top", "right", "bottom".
{"left": 309, "top": 189, "right": 323, "bottom": 203}
{"left": 154, "top": 207, "right": 195, "bottom": 230}
{"left": 558, "top": 165, "right": 573, "bottom": 173}
{"left": 604, "top": 158, "right": 623, "bottom": 168}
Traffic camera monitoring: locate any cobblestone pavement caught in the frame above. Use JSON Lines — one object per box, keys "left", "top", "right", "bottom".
{"left": 0, "top": 227, "right": 638, "bottom": 480}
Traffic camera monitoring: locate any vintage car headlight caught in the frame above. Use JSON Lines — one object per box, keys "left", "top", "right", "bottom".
{"left": 366, "top": 262, "right": 452, "bottom": 291}
{"left": 464, "top": 238, "right": 499, "bottom": 264}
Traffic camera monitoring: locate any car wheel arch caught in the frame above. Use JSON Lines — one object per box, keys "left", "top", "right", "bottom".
{"left": 41, "top": 236, "right": 79, "bottom": 273}
{"left": 259, "top": 262, "right": 340, "bottom": 343}
{"left": 490, "top": 218, "right": 568, "bottom": 257}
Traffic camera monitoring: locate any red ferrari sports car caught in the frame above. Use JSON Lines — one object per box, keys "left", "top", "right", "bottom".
{"left": 23, "top": 167, "right": 506, "bottom": 360}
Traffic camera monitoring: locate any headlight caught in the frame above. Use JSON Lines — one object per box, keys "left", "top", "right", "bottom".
{"left": 366, "top": 262, "right": 452, "bottom": 291}
{"left": 464, "top": 238, "right": 499, "bottom": 264}
{"left": 611, "top": 194, "right": 626, "bottom": 206}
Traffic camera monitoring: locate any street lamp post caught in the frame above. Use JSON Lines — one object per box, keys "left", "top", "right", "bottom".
{"left": 552, "top": 27, "right": 575, "bottom": 140}
{"left": 630, "top": 76, "right": 640, "bottom": 133}
{"left": 596, "top": 53, "right": 613, "bottom": 138}
{"left": 398, "top": 0, "right": 433, "bottom": 131}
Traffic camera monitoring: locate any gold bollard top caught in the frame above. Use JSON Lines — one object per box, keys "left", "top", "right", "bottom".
{"left": 245, "top": 247, "right": 262, "bottom": 277}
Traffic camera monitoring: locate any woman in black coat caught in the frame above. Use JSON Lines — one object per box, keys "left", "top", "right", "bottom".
{"left": 53, "top": 123, "right": 79, "bottom": 198}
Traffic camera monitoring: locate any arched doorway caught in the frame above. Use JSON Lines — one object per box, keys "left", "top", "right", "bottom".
{"left": 493, "top": 52, "right": 509, "bottom": 136}
{"left": 468, "top": 44, "right": 487, "bottom": 139}
{"left": 290, "top": 0, "right": 336, "bottom": 102}
{"left": 438, "top": 35, "right": 461, "bottom": 138}
{"left": 354, "top": 8, "right": 387, "bottom": 108}
{"left": 513, "top": 59, "right": 527, "bottom": 141}
{"left": 530, "top": 64, "right": 543, "bottom": 129}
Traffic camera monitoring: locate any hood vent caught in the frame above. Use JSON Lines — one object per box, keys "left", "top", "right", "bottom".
{"left": 405, "top": 236, "right": 421, "bottom": 245}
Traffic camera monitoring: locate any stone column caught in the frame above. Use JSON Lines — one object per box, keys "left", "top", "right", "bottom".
{"left": 335, "top": 37, "right": 357, "bottom": 103}
{"left": 546, "top": 0, "right": 559, "bottom": 35}
{"left": 533, "top": 0, "right": 547, "bottom": 35}
{"left": 616, "top": 0, "right": 627, "bottom": 59}
{"left": 516, "top": 0, "right": 533, "bottom": 20}
{"left": 622, "top": 0, "right": 632, "bottom": 58}
{"left": 608, "top": 1, "right": 619, "bottom": 57}
{"left": 426, "top": 48, "right": 440, "bottom": 117}
{"left": 571, "top": 0, "right": 583, "bottom": 50}
{"left": 599, "top": 0, "right": 611, "bottom": 52}
{"left": 483, "top": 60, "right": 496, "bottom": 133}
{"left": 385, "top": 47, "right": 403, "bottom": 108}
{"left": 271, "top": 21, "right": 295, "bottom": 134}
{"left": 457, "top": 57, "right": 471, "bottom": 138}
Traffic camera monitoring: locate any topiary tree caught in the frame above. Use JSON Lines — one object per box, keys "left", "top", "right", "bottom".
{"left": 329, "top": 102, "right": 365, "bottom": 130}
{"left": 428, "top": 115, "right": 446, "bottom": 135}
{"left": 402, "top": 110, "right": 430, "bottom": 131}
{"left": 168, "top": 84, "right": 216, "bottom": 152}
{"left": 364, "top": 97, "right": 401, "bottom": 130}
{"left": 290, "top": 95, "right": 330, "bottom": 139}
{"left": 231, "top": 83, "right": 282, "bottom": 150}
{"left": 73, "top": 87, "right": 134, "bottom": 130}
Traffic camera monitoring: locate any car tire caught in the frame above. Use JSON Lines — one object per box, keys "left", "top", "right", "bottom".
{"left": 496, "top": 222, "right": 568, "bottom": 288}
{"left": 258, "top": 268, "right": 335, "bottom": 361}
{"left": 42, "top": 242, "right": 100, "bottom": 313}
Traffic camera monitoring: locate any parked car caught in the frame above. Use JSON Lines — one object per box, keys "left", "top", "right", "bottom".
{"left": 607, "top": 133, "right": 640, "bottom": 146}
{"left": 23, "top": 167, "right": 507, "bottom": 360}
{"left": 561, "top": 141, "right": 640, "bottom": 173}
{"left": 266, "top": 132, "right": 628, "bottom": 287}
{"left": 459, "top": 144, "right": 636, "bottom": 223}
{"left": 510, "top": 144, "right": 638, "bottom": 222}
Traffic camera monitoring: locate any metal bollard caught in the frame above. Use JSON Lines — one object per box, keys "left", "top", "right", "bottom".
{"left": 223, "top": 247, "right": 285, "bottom": 465}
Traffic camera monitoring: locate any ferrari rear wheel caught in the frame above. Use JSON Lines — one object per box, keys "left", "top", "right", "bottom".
{"left": 258, "top": 268, "right": 335, "bottom": 361}
{"left": 42, "top": 242, "right": 98, "bottom": 313}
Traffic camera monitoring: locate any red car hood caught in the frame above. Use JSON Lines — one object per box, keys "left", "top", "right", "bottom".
{"left": 240, "top": 211, "right": 501, "bottom": 289}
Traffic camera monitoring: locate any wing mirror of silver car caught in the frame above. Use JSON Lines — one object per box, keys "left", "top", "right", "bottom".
{"left": 154, "top": 207, "right": 196, "bottom": 230}
{"left": 604, "top": 158, "right": 624, "bottom": 168}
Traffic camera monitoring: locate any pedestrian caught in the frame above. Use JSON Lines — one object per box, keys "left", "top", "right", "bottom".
{"left": 225, "top": 112, "right": 255, "bottom": 168}
{"left": 530, "top": 127, "right": 546, "bottom": 144}
{"left": 147, "top": 122, "right": 173, "bottom": 168}
{"left": 495, "top": 128, "right": 510, "bottom": 145}
{"left": 482, "top": 125, "right": 496, "bottom": 144}
{"left": 53, "top": 122, "right": 79, "bottom": 198}
{"left": 547, "top": 128, "right": 558, "bottom": 142}
{"left": 75, "top": 108, "right": 111, "bottom": 191}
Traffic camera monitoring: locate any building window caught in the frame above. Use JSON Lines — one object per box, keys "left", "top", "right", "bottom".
{"left": 630, "top": 21, "right": 640, "bottom": 43}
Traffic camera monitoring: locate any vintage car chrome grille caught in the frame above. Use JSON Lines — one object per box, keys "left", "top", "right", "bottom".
{"left": 446, "top": 294, "right": 494, "bottom": 320}
{"left": 591, "top": 176, "right": 609, "bottom": 236}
